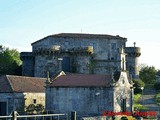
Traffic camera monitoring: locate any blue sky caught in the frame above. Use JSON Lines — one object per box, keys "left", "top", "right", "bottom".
{"left": 0, "top": 0, "right": 160, "bottom": 69}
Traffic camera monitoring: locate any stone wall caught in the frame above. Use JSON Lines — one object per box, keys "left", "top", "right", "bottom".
{"left": 46, "top": 87, "right": 114, "bottom": 118}
{"left": 24, "top": 92, "right": 45, "bottom": 108}
{"left": 21, "top": 34, "right": 141, "bottom": 79}
{"left": 0, "top": 92, "right": 45, "bottom": 115}
{"left": 0, "top": 93, "right": 24, "bottom": 115}
{"left": 82, "top": 116, "right": 110, "bottom": 120}
{"left": 22, "top": 36, "right": 128, "bottom": 77}
{"left": 21, "top": 52, "right": 34, "bottom": 77}
{"left": 125, "top": 47, "right": 141, "bottom": 79}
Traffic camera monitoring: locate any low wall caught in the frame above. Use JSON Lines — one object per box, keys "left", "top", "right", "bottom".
{"left": 82, "top": 116, "right": 112, "bottom": 120}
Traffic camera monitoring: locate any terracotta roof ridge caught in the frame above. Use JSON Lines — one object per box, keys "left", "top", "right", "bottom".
{"left": 51, "top": 33, "right": 126, "bottom": 38}
{"left": 31, "top": 33, "right": 127, "bottom": 45}
{"left": 6, "top": 75, "right": 46, "bottom": 79}
{"left": 66, "top": 73, "right": 111, "bottom": 76}
{"left": 6, "top": 75, "right": 14, "bottom": 92}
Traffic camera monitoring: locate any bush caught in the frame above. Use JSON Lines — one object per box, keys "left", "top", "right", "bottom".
{"left": 25, "top": 104, "right": 44, "bottom": 114}
{"left": 133, "top": 79, "right": 145, "bottom": 94}
{"left": 155, "top": 93, "right": 160, "bottom": 106}
{"left": 154, "top": 82, "right": 160, "bottom": 90}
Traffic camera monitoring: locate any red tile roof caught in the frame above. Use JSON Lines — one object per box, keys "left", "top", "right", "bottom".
{"left": 0, "top": 75, "right": 46, "bottom": 93}
{"left": 49, "top": 74, "right": 112, "bottom": 87}
{"left": 32, "top": 33, "right": 127, "bottom": 45}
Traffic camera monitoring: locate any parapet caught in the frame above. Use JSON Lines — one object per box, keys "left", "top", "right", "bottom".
{"left": 125, "top": 47, "right": 141, "bottom": 57}
{"left": 32, "top": 46, "right": 94, "bottom": 55}
{"left": 20, "top": 52, "right": 34, "bottom": 60}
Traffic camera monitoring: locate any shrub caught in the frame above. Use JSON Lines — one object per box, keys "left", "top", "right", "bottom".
{"left": 155, "top": 93, "right": 160, "bottom": 106}
{"left": 25, "top": 104, "right": 44, "bottom": 114}
{"left": 154, "top": 82, "right": 160, "bottom": 90}
{"left": 133, "top": 79, "right": 145, "bottom": 94}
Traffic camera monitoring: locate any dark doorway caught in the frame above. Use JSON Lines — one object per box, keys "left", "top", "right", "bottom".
{"left": 122, "top": 99, "right": 126, "bottom": 112}
{"left": 0, "top": 102, "right": 7, "bottom": 115}
{"left": 62, "top": 57, "right": 70, "bottom": 72}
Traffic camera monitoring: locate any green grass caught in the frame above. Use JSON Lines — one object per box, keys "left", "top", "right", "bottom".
{"left": 155, "top": 93, "right": 160, "bottom": 106}
{"left": 134, "top": 94, "right": 141, "bottom": 103}
{"left": 134, "top": 94, "right": 148, "bottom": 111}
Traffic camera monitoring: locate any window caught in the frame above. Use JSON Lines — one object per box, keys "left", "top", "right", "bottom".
{"left": 111, "top": 43, "right": 116, "bottom": 50}
{"left": 111, "top": 57, "right": 114, "bottom": 60}
{"left": 33, "top": 99, "right": 36, "bottom": 104}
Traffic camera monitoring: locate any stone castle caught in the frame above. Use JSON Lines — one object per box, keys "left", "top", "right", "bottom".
{"left": 20, "top": 33, "right": 141, "bottom": 78}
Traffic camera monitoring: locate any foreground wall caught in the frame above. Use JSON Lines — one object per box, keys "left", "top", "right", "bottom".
{"left": 0, "top": 93, "right": 24, "bottom": 115}
{"left": 46, "top": 87, "right": 113, "bottom": 118}
{"left": 0, "top": 92, "right": 45, "bottom": 115}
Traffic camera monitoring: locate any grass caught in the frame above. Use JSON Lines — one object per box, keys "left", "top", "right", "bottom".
{"left": 155, "top": 93, "right": 160, "bottom": 106}
{"left": 134, "top": 94, "right": 148, "bottom": 111}
{"left": 134, "top": 94, "right": 141, "bottom": 103}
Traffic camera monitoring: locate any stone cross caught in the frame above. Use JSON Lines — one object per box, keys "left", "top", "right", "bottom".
{"left": 134, "top": 42, "right": 136, "bottom": 47}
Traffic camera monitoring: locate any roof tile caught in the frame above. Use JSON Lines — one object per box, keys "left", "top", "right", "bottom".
{"left": 0, "top": 75, "right": 46, "bottom": 93}
{"left": 49, "top": 74, "right": 112, "bottom": 87}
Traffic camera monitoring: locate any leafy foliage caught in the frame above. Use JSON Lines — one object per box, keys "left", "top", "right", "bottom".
{"left": 139, "top": 66, "right": 157, "bottom": 84}
{"left": 134, "top": 94, "right": 148, "bottom": 111}
{"left": 134, "top": 94, "right": 141, "bottom": 103}
{"left": 35, "top": 104, "right": 44, "bottom": 113}
{"left": 155, "top": 93, "right": 160, "bottom": 106}
{"left": 133, "top": 79, "right": 145, "bottom": 94}
{"left": 26, "top": 104, "right": 35, "bottom": 114}
{"left": 0, "top": 45, "right": 22, "bottom": 75}
{"left": 25, "top": 104, "right": 44, "bottom": 114}
{"left": 154, "top": 82, "right": 160, "bottom": 90}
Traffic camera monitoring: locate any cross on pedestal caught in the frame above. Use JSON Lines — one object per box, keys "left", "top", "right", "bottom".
{"left": 133, "top": 42, "right": 136, "bottom": 47}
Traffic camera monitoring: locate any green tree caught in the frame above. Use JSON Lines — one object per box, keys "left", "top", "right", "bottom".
{"left": 0, "top": 45, "right": 22, "bottom": 75}
{"left": 139, "top": 65, "right": 157, "bottom": 84}
{"left": 133, "top": 79, "right": 145, "bottom": 94}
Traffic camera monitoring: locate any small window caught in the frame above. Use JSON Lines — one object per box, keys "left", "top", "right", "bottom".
{"left": 33, "top": 99, "right": 36, "bottom": 104}
{"left": 111, "top": 57, "right": 114, "bottom": 60}
{"left": 111, "top": 43, "right": 116, "bottom": 50}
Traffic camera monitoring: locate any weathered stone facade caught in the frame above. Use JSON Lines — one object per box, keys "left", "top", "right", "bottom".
{"left": 0, "top": 75, "right": 46, "bottom": 115}
{"left": 46, "top": 87, "right": 113, "bottom": 116}
{"left": 24, "top": 93, "right": 45, "bottom": 109}
{"left": 0, "top": 93, "right": 24, "bottom": 115}
{"left": 0, "top": 92, "right": 45, "bottom": 115}
{"left": 125, "top": 47, "right": 141, "bottom": 79}
{"left": 45, "top": 48, "right": 134, "bottom": 119}
{"left": 21, "top": 33, "right": 141, "bottom": 79}
{"left": 46, "top": 71, "right": 133, "bottom": 119}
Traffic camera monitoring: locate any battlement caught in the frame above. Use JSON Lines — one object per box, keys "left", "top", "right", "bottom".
{"left": 20, "top": 52, "right": 34, "bottom": 60}
{"left": 32, "top": 46, "right": 94, "bottom": 55}
{"left": 125, "top": 47, "right": 141, "bottom": 57}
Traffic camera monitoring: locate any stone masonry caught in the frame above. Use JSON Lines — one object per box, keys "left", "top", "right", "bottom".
{"left": 20, "top": 33, "right": 141, "bottom": 79}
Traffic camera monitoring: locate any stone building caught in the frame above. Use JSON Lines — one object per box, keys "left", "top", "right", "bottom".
{"left": 0, "top": 75, "right": 45, "bottom": 115}
{"left": 45, "top": 48, "right": 134, "bottom": 119}
{"left": 21, "top": 33, "right": 141, "bottom": 79}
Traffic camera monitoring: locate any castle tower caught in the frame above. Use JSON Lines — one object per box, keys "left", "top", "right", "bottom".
{"left": 125, "top": 42, "right": 141, "bottom": 79}
{"left": 20, "top": 52, "right": 35, "bottom": 77}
